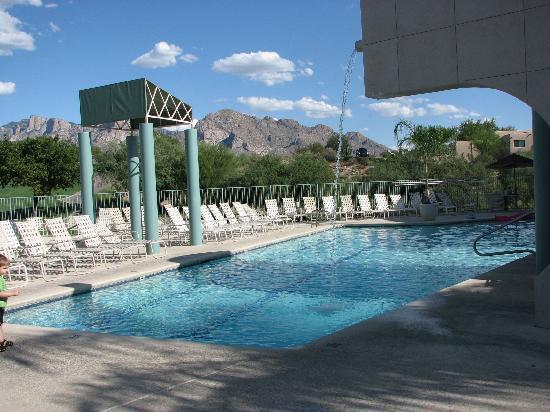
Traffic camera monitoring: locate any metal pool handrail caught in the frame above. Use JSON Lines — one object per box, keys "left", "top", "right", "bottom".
{"left": 473, "top": 211, "right": 536, "bottom": 257}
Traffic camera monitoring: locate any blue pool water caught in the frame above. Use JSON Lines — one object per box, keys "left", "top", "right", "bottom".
{"left": 8, "top": 223, "right": 534, "bottom": 348}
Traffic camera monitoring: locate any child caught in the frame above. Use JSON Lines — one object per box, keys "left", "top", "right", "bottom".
{"left": 0, "top": 254, "right": 20, "bottom": 352}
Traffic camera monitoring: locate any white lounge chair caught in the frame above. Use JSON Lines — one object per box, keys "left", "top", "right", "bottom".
{"left": 14, "top": 221, "right": 67, "bottom": 280}
{"left": 357, "top": 195, "right": 375, "bottom": 218}
{"left": 265, "top": 199, "right": 291, "bottom": 225}
{"left": 410, "top": 192, "right": 422, "bottom": 212}
{"left": 435, "top": 192, "right": 458, "bottom": 214}
{"left": 322, "top": 196, "right": 339, "bottom": 220}
{"left": 72, "top": 215, "right": 138, "bottom": 261}
{"left": 209, "top": 204, "right": 254, "bottom": 237}
{"left": 389, "top": 194, "right": 418, "bottom": 216}
{"left": 233, "top": 202, "right": 273, "bottom": 231}
{"left": 373, "top": 194, "right": 396, "bottom": 218}
{"left": 163, "top": 205, "right": 190, "bottom": 245}
{"left": 282, "top": 198, "right": 305, "bottom": 221}
{"left": 339, "top": 195, "right": 357, "bottom": 220}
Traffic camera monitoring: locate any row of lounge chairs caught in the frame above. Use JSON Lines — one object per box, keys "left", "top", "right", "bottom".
{"left": 0, "top": 200, "right": 283, "bottom": 287}
{"left": 266, "top": 192, "right": 458, "bottom": 221}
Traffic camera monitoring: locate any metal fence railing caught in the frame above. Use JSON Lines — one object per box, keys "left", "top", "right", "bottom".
{"left": 0, "top": 176, "right": 534, "bottom": 221}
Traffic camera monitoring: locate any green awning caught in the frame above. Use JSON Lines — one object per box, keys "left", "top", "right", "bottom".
{"left": 79, "top": 78, "right": 192, "bottom": 130}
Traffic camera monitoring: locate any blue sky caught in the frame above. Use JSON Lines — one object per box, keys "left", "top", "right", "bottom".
{"left": 0, "top": 0, "right": 533, "bottom": 148}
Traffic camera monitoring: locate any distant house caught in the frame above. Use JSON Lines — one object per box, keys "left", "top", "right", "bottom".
{"left": 456, "top": 140, "right": 481, "bottom": 160}
{"left": 496, "top": 130, "right": 533, "bottom": 154}
{"left": 456, "top": 130, "right": 533, "bottom": 161}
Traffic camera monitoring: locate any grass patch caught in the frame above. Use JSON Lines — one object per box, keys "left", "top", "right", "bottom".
{"left": 0, "top": 185, "right": 81, "bottom": 198}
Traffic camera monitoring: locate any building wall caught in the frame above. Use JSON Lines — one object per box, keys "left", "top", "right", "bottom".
{"left": 357, "top": 0, "right": 550, "bottom": 124}
{"left": 496, "top": 130, "right": 534, "bottom": 154}
{"left": 455, "top": 140, "right": 480, "bottom": 160}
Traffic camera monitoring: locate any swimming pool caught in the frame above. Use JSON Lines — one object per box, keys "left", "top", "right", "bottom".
{"left": 8, "top": 223, "right": 535, "bottom": 348}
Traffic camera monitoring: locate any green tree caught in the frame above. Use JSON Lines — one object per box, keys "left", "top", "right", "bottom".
{"left": 286, "top": 152, "right": 333, "bottom": 184}
{"left": 154, "top": 133, "right": 186, "bottom": 191}
{"left": 94, "top": 133, "right": 187, "bottom": 191}
{"left": 240, "top": 154, "right": 288, "bottom": 186}
{"left": 394, "top": 120, "right": 456, "bottom": 190}
{"left": 456, "top": 119, "right": 506, "bottom": 159}
{"left": 325, "top": 133, "right": 352, "bottom": 161}
{"left": 94, "top": 142, "right": 128, "bottom": 190}
{"left": 198, "top": 142, "right": 239, "bottom": 187}
{"left": 13, "top": 136, "right": 80, "bottom": 196}
{"left": 0, "top": 139, "right": 19, "bottom": 187}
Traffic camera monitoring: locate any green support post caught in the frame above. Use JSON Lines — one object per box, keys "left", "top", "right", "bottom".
{"left": 78, "top": 132, "right": 95, "bottom": 223}
{"left": 185, "top": 128, "right": 202, "bottom": 245}
{"left": 126, "top": 135, "right": 142, "bottom": 240}
{"left": 139, "top": 123, "right": 160, "bottom": 254}
{"left": 533, "top": 111, "right": 550, "bottom": 274}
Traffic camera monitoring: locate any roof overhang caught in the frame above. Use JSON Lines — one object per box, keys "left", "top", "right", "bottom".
{"left": 79, "top": 78, "right": 192, "bottom": 131}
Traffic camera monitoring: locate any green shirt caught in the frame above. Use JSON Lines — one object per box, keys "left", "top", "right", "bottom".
{"left": 0, "top": 275, "right": 7, "bottom": 308}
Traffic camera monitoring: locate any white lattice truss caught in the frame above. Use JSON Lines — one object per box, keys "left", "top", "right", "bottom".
{"left": 145, "top": 80, "right": 192, "bottom": 125}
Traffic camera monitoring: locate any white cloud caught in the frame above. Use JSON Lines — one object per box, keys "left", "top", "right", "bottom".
{"left": 368, "top": 101, "right": 427, "bottom": 118}
{"left": 426, "top": 103, "right": 461, "bottom": 116}
{"left": 179, "top": 53, "right": 198, "bottom": 63}
{"left": 0, "top": 0, "right": 42, "bottom": 8}
{"left": 362, "top": 127, "right": 369, "bottom": 132}
{"left": 320, "top": 94, "right": 329, "bottom": 101}
{"left": 213, "top": 51, "right": 312, "bottom": 86}
{"left": 295, "top": 97, "right": 349, "bottom": 119}
{"left": 44, "top": 2, "right": 57, "bottom": 7}
{"left": 366, "top": 96, "right": 479, "bottom": 120}
{"left": 132, "top": 41, "right": 182, "bottom": 69}
{"left": 0, "top": 0, "right": 41, "bottom": 56}
{"left": 0, "top": 81, "right": 16, "bottom": 95}
{"left": 237, "top": 96, "right": 294, "bottom": 112}
{"left": 48, "top": 21, "right": 59, "bottom": 32}
{"left": 300, "top": 67, "right": 314, "bottom": 77}
{"left": 237, "top": 95, "right": 350, "bottom": 119}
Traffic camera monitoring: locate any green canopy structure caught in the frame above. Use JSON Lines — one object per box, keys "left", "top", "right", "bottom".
{"left": 79, "top": 78, "right": 193, "bottom": 129}
{"left": 77, "top": 79, "right": 202, "bottom": 253}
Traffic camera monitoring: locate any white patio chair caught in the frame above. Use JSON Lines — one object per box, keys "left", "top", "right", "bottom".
{"left": 72, "top": 215, "right": 137, "bottom": 262}
{"left": 200, "top": 205, "right": 230, "bottom": 240}
{"left": 373, "top": 194, "right": 396, "bottom": 218}
{"left": 282, "top": 198, "right": 305, "bottom": 221}
{"left": 14, "top": 221, "right": 68, "bottom": 280}
{"left": 322, "top": 196, "right": 340, "bottom": 220}
{"left": 339, "top": 195, "right": 357, "bottom": 220}
{"left": 435, "top": 192, "right": 458, "bottom": 214}
{"left": 410, "top": 192, "right": 422, "bottom": 212}
{"left": 356, "top": 195, "right": 375, "bottom": 218}
{"left": 265, "top": 199, "right": 291, "bottom": 225}
{"left": 163, "top": 206, "right": 191, "bottom": 245}
{"left": 209, "top": 204, "right": 254, "bottom": 237}
{"left": 44, "top": 218, "right": 102, "bottom": 266}
{"left": 389, "top": 194, "right": 418, "bottom": 216}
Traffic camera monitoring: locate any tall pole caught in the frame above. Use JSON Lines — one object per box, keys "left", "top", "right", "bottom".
{"left": 139, "top": 123, "right": 160, "bottom": 254}
{"left": 78, "top": 132, "right": 95, "bottom": 223}
{"left": 185, "top": 128, "right": 202, "bottom": 245}
{"left": 533, "top": 111, "right": 550, "bottom": 274}
{"left": 533, "top": 110, "right": 550, "bottom": 328}
{"left": 126, "top": 134, "right": 142, "bottom": 240}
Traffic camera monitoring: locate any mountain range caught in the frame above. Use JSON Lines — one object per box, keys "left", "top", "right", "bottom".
{"left": 0, "top": 109, "right": 389, "bottom": 156}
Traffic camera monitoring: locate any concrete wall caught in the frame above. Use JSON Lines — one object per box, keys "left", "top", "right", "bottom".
{"left": 357, "top": 0, "right": 550, "bottom": 124}
{"left": 496, "top": 130, "right": 534, "bottom": 154}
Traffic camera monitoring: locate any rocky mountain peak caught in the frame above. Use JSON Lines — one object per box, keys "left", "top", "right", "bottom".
{"left": 1, "top": 110, "right": 390, "bottom": 156}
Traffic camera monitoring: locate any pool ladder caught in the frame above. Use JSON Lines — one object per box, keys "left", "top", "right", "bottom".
{"left": 473, "top": 211, "right": 536, "bottom": 257}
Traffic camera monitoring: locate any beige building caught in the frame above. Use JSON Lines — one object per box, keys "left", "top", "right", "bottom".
{"left": 496, "top": 130, "right": 533, "bottom": 154}
{"left": 456, "top": 130, "right": 533, "bottom": 160}
{"left": 456, "top": 140, "right": 481, "bottom": 160}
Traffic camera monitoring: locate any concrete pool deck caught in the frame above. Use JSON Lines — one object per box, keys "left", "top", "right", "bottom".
{"left": 2, "top": 214, "right": 549, "bottom": 410}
